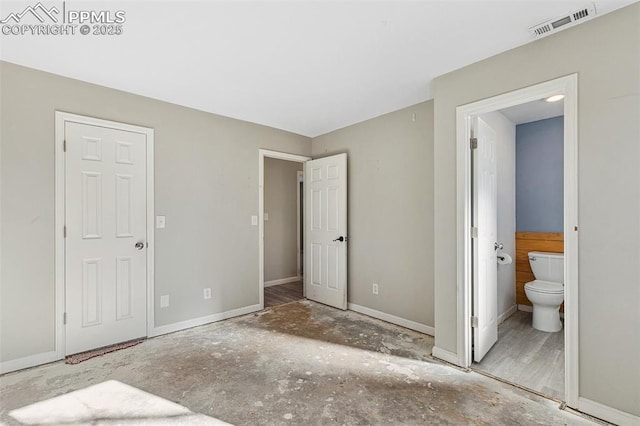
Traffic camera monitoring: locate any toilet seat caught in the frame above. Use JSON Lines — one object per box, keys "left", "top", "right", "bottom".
{"left": 524, "top": 280, "right": 563, "bottom": 294}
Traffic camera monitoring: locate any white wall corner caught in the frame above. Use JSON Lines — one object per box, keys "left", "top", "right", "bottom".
{"left": 348, "top": 303, "right": 434, "bottom": 336}
{"left": 578, "top": 397, "right": 640, "bottom": 426}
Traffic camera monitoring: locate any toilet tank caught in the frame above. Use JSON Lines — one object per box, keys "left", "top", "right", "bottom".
{"left": 528, "top": 251, "right": 564, "bottom": 284}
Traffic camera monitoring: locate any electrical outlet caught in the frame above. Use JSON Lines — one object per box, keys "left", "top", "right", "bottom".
{"left": 160, "top": 295, "right": 169, "bottom": 308}
{"left": 372, "top": 283, "right": 379, "bottom": 295}
{"left": 203, "top": 288, "right": 211, "bottom": 300}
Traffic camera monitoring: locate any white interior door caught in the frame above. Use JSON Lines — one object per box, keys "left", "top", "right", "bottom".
{"left": 304, "top": 154, "right": 347, "bottom": 310}
{"left": 473, "top": 117, "right": 499, "bottom": 362}
{"left": 65, "top": 121, "right": 148, "bottom": 355}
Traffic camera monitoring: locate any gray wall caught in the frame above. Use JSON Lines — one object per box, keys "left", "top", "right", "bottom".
{"left": 312, "top": 102, "right": 434, "bottom": 328}
{"left": 433, "top": 4, "right": 639, "bottom": 415}
{"left": 264, "top": 158, "right": 303, "bottom": 282}
{"left": 480, "top": 112, "right": 516, "bottom": 320}
{"left": 0, "top": 61, "right": 311, "bottom": 362}
{"left": 516, "top": 116, "right": 564, "bottom": 232}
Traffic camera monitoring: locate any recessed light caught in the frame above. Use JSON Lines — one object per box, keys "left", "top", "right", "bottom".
{"left": 545, "top": 94, "right": 565, "bottom": 103}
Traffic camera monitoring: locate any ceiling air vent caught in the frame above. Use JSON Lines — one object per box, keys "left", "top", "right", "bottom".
{"left": 529, "top": 4, "right": 597, "bottom": 38}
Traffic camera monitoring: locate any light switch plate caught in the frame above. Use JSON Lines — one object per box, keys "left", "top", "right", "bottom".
{"left": 264, "top": 213, "right": 269, "bottom": 221}
{"left": 156, "top": 216, "right": 166, "bottom": 229}
{"left": 160, "top": 295, "right": 169, "bottom": 308}
{"left": 251, "top": 216, "right": 258, "bottom": 226}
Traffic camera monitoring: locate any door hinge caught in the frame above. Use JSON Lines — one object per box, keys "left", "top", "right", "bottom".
{"left": 471, "top": 227, "right": 478, "bottom": 238}
{"left": 63, "top": 225, "right": 67, "bottom": 238}
{"left": 63, "top": 140, "right": 67, "bottom": 152}
{"left": 471, "top": 316, "right": 479, "bottom": 328}
{"left": 63, "top": 312, "right": 67, "bottom": 325}
{"left": 470, "top": 138, "right": 478, "bottom": 149}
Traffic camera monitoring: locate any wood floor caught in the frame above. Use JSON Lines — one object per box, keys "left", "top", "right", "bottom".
{"left": 264, "top": 280, "right": 303, "bottom": 307}
{"left": 473, "top": 310, "right": 564, "bottom": 400}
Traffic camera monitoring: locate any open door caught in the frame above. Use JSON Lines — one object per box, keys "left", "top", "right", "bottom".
{"left": 304, "top": 154, "right": 347, "bottom": 310}
{"left": 472, "top": 118, "right": 499, "bottom": 362}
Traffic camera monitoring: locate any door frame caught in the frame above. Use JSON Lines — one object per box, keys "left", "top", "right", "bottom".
{"left": 296, "top": 170, "right": 304, "bottom": 280}
{"left": 455, "top": 74, "right": 579, "bottom": 406}
{"left": 258, "top": 149, "right": 311, "bottom": 309}
{"left": 54, "top": 111, "right": 155, "bottom": 359}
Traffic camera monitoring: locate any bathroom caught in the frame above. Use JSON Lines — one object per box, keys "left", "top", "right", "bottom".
{"left": 473, "top": 98, "right": 565, "bottom": 400}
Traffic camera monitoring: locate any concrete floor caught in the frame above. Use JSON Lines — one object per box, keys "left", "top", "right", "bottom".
{"left": 0, "top": 300, "right": 596, "bottom": 425}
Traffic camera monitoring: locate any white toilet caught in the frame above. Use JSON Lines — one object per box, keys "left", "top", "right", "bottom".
{"left": 524, "top": 251, "right": 564, "bottom": 332}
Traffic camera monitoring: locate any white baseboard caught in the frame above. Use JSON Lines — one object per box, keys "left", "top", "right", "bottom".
{"left": 578, "top": 397, "right": 640, "bottom": 426}
{"left": 2, "top": 304, "right": 263, "bottom": 374}
{"left": 150, "top": 304, "right": 261, "bottom": 337}
{"left": 264, "top": 276, "right": 300, "bottom": 287}
{"left": 0, "top": 350, "right": 60, "bottom": 375}
{"left": 498, "top": 305, "right": 517, "bottom": 324}
{"left": 431, "top": 346, "right": 460, "bottom": 365}
{"left": 347, "top": 303, "right": 434, "bottom": 336}
{"left": 517, "top": 304, "right": 533, "bottom": 312}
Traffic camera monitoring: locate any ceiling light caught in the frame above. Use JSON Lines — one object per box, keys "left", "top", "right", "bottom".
{"left": 545, "top": 95, "right": 565, "bottom": 103}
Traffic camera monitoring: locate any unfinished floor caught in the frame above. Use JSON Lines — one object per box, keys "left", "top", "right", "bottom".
{"left": 0, "top": 301, "right": 594, "bottom": 425}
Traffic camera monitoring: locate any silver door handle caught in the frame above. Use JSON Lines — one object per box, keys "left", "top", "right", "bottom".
{"left": 494, "top": 242, "right": 504, "bottom": 251}
{"left": 135, "top": 242, "right": 144, "bottom": 250}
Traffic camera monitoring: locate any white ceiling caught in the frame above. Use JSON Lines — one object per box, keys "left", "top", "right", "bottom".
{"left": 1, "top": 1, "right": 636, "bottom": 137}
{"left": 500, "top": 99, "right": 564, "bottom": 125}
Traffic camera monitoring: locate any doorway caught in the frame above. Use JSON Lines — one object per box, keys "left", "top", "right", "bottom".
{"left": 263, "top": 157, "right": 305, "bottom": 307}
{"left": 54, "top": 112, "right": 155, "bottom": 358}
{"left": 454, "top": 75, "right": 579, "bottom": 406}
{"left": 258, "top": 150, "right": 310, "bottom": 309}
{"left": 258, "top": 149, "right": 349, "bottom": 311}
{"left": 471, "top": 108, "right": 565, "bottom": 400}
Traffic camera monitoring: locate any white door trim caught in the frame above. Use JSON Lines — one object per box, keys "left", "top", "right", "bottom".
{"left": 55, "top": 112, "right": 155, "bottom": 360}
{"left": 452, "top": 74, "right": 579, "bottom": 407}
{"left": 296, "top": 170, "right": 303, "bottom": 280}
{"left": 258, "top": 149, "right": 311, "bottom": 309}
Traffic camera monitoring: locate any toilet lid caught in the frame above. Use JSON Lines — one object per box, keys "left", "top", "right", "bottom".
{"left": 525, "top": 280, "right": 564, "bottom": 294}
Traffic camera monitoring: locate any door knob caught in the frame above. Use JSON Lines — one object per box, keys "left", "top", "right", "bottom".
{"left": 494, "top": 242, "right": 504, "bottom": 251}
{"left": 135, "top": 242, "right": 145, "bottom": 250}
{"left": 333, "top": 236, "right": 345, "bottom": 242}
